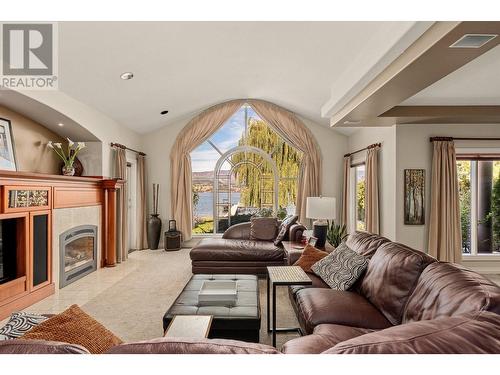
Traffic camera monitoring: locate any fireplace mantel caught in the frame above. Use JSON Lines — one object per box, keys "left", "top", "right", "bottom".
{"left": 0, "top": 171, "right": 123, "bottom": 319}
{"left": 0, "top": 170, "right": 105, "bottom": 184}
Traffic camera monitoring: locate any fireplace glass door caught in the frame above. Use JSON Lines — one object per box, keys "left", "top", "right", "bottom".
{"left": 59, "top": 225, "right": 97, "bottom": 288}
{"left": 65, "top": 236, "right": 95, "bottom": 272}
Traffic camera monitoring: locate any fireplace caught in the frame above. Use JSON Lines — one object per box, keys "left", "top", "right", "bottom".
{"left": 59, "top": 225, "right": 97, "bottom": 288}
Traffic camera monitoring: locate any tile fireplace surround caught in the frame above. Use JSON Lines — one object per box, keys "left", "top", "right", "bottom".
{"left": 53, "top": 206, "right": 101, "bottom": 289}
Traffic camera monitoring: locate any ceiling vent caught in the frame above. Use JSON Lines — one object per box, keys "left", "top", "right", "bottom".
{"left": 450, "top": 34, "right": 498, "bottom": 48}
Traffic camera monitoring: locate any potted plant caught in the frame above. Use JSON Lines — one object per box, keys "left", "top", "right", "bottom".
{"left": 47, "top": 138, "right": 86, "bottom": 176}
{"left": 326, "top": 220, "right": 348, "bottom": 248}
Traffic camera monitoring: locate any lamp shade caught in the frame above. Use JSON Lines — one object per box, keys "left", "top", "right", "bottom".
{"left": 306, "top": 197, "right": 336, "bottom": 220}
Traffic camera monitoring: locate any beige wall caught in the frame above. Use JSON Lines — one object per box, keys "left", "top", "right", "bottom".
{"left": 394, "top": 123, "right": 500, "bottom": 253}
{"left": 0, "top": 105, "right": 65, "bottom": 174}
{"left": 143, "top": 113, "right": 348, "bottom": 233}
{"left": 13, "top": 91, "right": 143, "bottom": 177}
{"left": 347, "top": 126, "right": 397, "bottom": 240}
{"left": 348, "top": 123, "right": 500, "bottom": 259}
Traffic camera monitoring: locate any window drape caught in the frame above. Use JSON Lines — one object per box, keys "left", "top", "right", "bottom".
{"left": 341, "top": 155, "right": 350, "bottom": 226}
{"left": 170, "top": 100, "right": 245, "bottom": 240}
{"left": 136, "top": 154, "right": 148, "bottom": 250}
{"left": 170, "top": 99, "right": 322, "bottom": 240}
{"left": 114, "top": 147, "right": 128, "bottom": 262}
{"left": 246, "top": 100, "right": 322, "bottom": 226}
{"left": 365, "top": 146, "right": 380, "bottom": 234}
{"left": 428, "top": 140, "right": 462, "bottom": 262}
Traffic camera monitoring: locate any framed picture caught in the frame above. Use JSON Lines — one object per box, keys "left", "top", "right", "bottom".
{"left": 404, "top": 169, "right": 425, "bottom": 225}
{"left": 307, "top": 236, "right": 318, "bottom": 247}
{"left": 0, "top": 118, "right": 17, "bottom": 171}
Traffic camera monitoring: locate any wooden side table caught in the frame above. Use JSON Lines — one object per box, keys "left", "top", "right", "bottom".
{"left": 266, "top": 266, "right": 312, "bottom": 347}
{"left": 164, "top": 315, "right": 213, "bottom": 339}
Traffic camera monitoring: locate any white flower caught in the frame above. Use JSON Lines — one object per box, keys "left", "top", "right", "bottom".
{"left": 67, "top": 138, "right": 74, "bottom": 147}
{"left": 47, "top": 141, "right": 54, "bottom": 148}
{"left": 77, "top": 142, "right": 86, "bottom": 149}
{"left": 53, "top": 143, "right": 62, "bottom": 148}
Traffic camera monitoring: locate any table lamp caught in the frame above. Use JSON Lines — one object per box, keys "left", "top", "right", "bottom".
{"left": 306, "top": 196, "right": 336, "bottom": 248}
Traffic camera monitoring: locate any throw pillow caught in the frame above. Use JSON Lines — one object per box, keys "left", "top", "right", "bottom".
{"left": 0, "top": 312, "right": 48, "bottom": 340}
{"left": 293, "top": 244, "right": 329, "bottom": 273}
{"left": 21, "top": 304, "right": 122, "bottom": 354}
{"left": 311, "top": 242, "right": 368, "bottom": 290}
{"left": 273, "top": 215, "right": 299, "bottom": 245}
{"left": 249, "top": 217, "right": 279, "bottom": 241}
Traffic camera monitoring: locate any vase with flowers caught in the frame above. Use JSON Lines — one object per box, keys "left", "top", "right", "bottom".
{"left": 47, "top": 138, "right": 86, "bottom": 176}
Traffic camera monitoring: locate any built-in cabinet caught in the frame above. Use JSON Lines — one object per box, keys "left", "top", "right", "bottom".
{"left": 0, "top": 209, "right": 52, "bottom": 318}
{"left": 30, "top": 210, "right": 51, "bottom": 290}
{"left": 0, "top": 171, "right": 122, "bottom": 320}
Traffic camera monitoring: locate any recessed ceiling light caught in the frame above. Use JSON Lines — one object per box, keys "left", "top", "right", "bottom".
{"left": 343, "top": 120, "right": 361, "bottom": 125}
{"left": 160, "top": 110, "right": 169, "bottom": 115}
{"left": 58, "top": 123, "right": 64, "bottom": 127}
{"left": 450, "top": 34, "right": 498, "bottom": 48}
{"left": 120, "top": 72, "right": 134, "bottom": 80}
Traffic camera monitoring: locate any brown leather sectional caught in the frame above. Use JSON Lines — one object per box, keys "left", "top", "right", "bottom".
{"left": 282, "top": 231, "right": 500, "bottom": 353}
{"left": 2, "top": 231, "right": 500, "bottom": 354}
{"left": 190, "top": 222, "right": 306, "bottom": 275}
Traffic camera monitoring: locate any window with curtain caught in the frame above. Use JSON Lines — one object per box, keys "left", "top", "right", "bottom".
{"left": 350, "top": 163, "right": 366, "bottom": 232}
{"left": 190, "top": 104, "right": 303, "bottom": 234}
{"left": 457, "top": 154, "right": 500, "bottom": 255}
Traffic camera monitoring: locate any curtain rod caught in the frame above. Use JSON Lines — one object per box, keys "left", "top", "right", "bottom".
{"left": 111, "top": 142, "right": 146, "bottom": 156}
{"left": 430, "top": 137, "right": 500, "bottom": 142}
{"left": 344, "top": 143, "right": 381, "bottom": 158}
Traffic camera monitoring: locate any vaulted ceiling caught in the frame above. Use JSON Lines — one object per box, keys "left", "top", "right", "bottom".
{"left": 54, "top": 21, "right": 429, "bottom": 134}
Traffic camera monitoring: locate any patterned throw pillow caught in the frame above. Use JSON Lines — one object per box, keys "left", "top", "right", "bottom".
{"left": 0, "top": 312, "right": 48, "bottom": 340}
{"left": 293, "top": 244, "right": 329, "bottom": 273}
{"left": 311, "top": 242, "right": 369, "bottom": 290}
{"left": 273, "top": 215, "right": 299, "bottom": 245}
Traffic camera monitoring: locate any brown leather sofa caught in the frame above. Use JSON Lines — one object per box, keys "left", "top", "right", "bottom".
{"left": 281, "top": 231, "right": 500, "bottom": 353}
{"left": 2, "top": 231, "right": 500, "bottom": 354}
{"left": 190, "top": 221, "right": 306, "bottom": 275}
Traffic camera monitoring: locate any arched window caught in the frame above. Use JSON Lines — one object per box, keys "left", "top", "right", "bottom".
{"left": 191, "top": 104, "right": 303, "bottom": 234}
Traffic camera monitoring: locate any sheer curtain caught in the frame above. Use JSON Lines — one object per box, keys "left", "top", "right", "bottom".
{"left": 114, "top": 147, "right": 128, "bottom": 262}
{"left": 136, "top": 154, "right": 148, "bottom": 250}
{"left": 170, "top": 99, "right": 322, "bottom": 240}
{"left": 365, "top": 145, "right": 380, "bottom": 234}
{"left": 428, "top": 140, "right": 462, "bottom": 262}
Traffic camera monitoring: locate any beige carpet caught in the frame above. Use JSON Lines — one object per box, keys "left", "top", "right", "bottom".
{"left": 14, "top": 248, "right": 500, "bottom": 350}
{"left": 17, "top": 249, "right": 300, "bottom": 348}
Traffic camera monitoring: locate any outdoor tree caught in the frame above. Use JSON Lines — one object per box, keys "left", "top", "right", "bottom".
{"left": 231, "top": 119, "right": 302, "bottom": 209}
{"left": 491, "top": 170, "right": 500, "bottom": 251}
{"left": 457, "top": 161, "right": 471, "bottom": 253}
{"left": 356, "top": 179, "right": 365, "bottom": 230}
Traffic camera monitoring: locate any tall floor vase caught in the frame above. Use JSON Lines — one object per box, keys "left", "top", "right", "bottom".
{"left": 147, "top": 214, "right": 162, "bottom": 250}
{"left": 148, "top": 183, "right": 161, "bottom": 250}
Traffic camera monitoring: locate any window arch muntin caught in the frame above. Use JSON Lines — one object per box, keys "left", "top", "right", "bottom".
{"left": 213, "top": 145, "right": 279, "bottom": 233}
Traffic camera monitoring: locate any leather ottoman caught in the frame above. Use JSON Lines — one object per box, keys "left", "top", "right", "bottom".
{"left": 163, "top": 274, "right": 261, "bottom": 343}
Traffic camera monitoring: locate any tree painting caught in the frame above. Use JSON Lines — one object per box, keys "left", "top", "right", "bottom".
{"left": 404, "top": 169, "right": 425, "bottom": 225}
